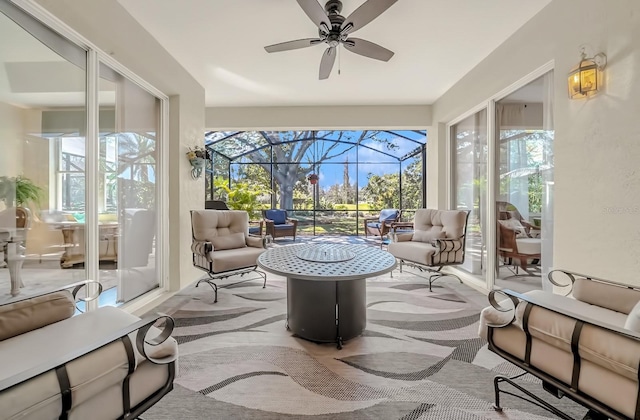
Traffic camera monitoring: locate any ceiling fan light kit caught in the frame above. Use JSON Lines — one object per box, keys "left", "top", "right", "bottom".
{"left": 264, "top": 0, "right": 397, "bottom": 80}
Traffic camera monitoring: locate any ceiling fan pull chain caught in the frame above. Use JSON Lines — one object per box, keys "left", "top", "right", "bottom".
{"left": 338, "top": 45, "right": 341, "bottom": 75}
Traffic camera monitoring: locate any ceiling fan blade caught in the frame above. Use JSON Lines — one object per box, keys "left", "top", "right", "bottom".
{"left": 341, "top": 0, "right": 398, "bottom": 35}
{"left": 319, "top": 47, "right": 336, "bottom": 80}
{"left": 296, "top": 0, "right": 331, "bottom": 33}
{"left": 265, "top": 38, "right": 323, "bottom": 53}
{"left": 343, "top": 38, "right": 394, "bottom": 61}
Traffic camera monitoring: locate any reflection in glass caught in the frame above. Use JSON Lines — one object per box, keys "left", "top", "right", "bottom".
{"left": 452, "top": 109, "right": 487, "bottom": 276}
{"left": 0, "top": 9, "right": 87, "bottom": 301}
{"left": 98, "top": 63, "right": 159, "bottom": 305}
{"left": 495, "top": 73, "right": 554, "bottom": 290}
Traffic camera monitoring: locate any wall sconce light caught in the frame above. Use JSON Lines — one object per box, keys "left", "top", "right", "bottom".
{"left": 567, "top": 49, "right": 607, "bottom": 99}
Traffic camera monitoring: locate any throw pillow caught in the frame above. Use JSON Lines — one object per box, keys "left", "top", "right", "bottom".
{"left": 624, "top": 300, "right": 640, "bottom": 332}
{"left": 378, "top": 209, "right": 398, "bottom": 222}
{"left": 265, "top": 210, "right": 287, "bottom": 225}
{"left": 411, "top": 229, "right": 446, "bottom": 243}
{"left": 498, "top": 219, "right": 529, "bottom": 238}
{"left": 210, "top": 232, "right": 246, "bottom": 250}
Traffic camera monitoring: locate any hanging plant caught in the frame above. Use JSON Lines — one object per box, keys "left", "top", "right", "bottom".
{"left": 186, "top": 146, "right": 210, "bottom": 179}
{"left": 307, "top": 173, "right": 319, "bottom": 185}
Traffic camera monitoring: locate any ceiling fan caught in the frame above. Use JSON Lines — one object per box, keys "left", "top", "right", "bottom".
{"left": 264, "top": 0, "right": 398, "bottom": 80}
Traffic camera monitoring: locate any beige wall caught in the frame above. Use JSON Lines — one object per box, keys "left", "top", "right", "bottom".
{"left": 430, "top": 0, "right": 640, "bottom": 285}
{"left": 35, "top": 0, "right": 206, "bottom": 291}
{"left": 206, "top": 105, "right": 432, "bottom": 130}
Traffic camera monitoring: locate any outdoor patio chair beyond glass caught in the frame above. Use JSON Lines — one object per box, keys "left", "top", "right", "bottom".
{"left": 363, "top": 209, "right": 401, "bottom": 240}
{"left": 262, "top": 209, "right": 298, "bottom": 241}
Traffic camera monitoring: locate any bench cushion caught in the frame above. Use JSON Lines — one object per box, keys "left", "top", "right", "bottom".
{"left": 0, "top": 290, "right": 75, "bottom": 340}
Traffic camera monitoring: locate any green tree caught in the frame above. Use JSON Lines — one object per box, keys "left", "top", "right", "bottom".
{"left": 214, "top": 177, "right": 270, "bottom": 219}
{"left": 360, "top": 173, "right": 400, "bottom": 209}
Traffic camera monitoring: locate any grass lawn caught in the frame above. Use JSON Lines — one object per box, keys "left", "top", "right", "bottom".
{"left": 297, "top": 215, "right": 360, "bottom": 235}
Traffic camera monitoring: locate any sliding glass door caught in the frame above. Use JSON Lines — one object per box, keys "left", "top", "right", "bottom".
{"left": 98, "top": 64, "right": 160, "bottom": 304}
{"left": 451, "top": 109, "right": 488, "bottom": 277}
{"left": 0, "top": 0, "right": 165, "bottom": 306}
{"left": 495, "top": 72, "right": 554, "bottom": 292}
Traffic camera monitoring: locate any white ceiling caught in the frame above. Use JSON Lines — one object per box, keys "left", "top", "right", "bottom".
{"left": 118, "top": 0, "right": 552, "bottom": 108}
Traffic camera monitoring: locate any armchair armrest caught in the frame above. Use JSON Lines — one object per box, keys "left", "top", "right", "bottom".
{"left": 363, "top": 216, "right": 379, "bottom": 222}
{"left": 390, "top": 232, "right": 413, "bottom": 242}
{"left": 431, "top": 238, "right": 464, "bottom": 263}
{"left": 286, "top": 218, "right": 298, "bottom": 228}
{"left": 263, "top": 218, "right": 275, "bottom": 227}
{"left": 191, "top": 240, "right": 213, "bottom": 259}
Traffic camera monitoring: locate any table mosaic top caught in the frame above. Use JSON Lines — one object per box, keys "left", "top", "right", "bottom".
{"left": 258, "top": 244, "right": 397, "bottom": 281}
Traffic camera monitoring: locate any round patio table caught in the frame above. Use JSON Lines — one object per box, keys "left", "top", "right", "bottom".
{"left": 257, "top": 243, "right": 396, "bottom": 348}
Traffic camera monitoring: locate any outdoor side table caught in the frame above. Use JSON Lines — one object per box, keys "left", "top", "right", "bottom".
{"left": 257, "top": 244, "right": 396, "bottom": 349}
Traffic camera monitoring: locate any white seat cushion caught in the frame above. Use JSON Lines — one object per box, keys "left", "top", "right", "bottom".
{"left": 515, "top": 238, "right": 541, "bottom": 255}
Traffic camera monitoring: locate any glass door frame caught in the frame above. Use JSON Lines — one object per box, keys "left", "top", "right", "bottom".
{"left": 13, "top": 0, "right": 170, "bottom": 311}
{"left": 446, "top": 61, "right": 555, "bottom": 292}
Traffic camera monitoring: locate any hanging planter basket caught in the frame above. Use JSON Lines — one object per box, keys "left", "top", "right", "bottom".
{"left": 307, "top": 173, "right": 319, "bottom": 185}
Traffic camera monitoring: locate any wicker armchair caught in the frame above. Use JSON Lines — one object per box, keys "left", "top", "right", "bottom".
{"left": 262, "top": 209, "right": 298, "bottom": 241}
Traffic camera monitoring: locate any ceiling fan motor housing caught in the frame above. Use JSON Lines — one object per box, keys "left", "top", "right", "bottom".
{"left": 325, "top": 0, "right": 346, "bottom": 29}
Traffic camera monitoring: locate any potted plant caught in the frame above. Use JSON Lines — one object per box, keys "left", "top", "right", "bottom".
{"left": 307, "top": 173, "right": 319, "bottom": 185}
{"left": 0, "top": 175, "right": 43, "bottom": 208}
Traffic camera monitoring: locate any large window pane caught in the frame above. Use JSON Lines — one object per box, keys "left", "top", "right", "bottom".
{"left": 452, "top": 109, "right": 487, "bottom": 276}
{"left": 496, "top": 73, "right": 554, "bottom": 291}
{"left": 98, "top": 63, "right": 160, "bottom": 305}
{"left": 206, "top": 130, "right": 426, "bottom": 238}
{"left": 0, "top": 7, "right": 87, "bottom": 301}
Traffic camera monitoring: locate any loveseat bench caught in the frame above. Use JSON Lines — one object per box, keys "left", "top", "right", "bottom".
{"left": 0, "top": 281, "right": 177, "bottom": 419}
{"left": 480, "top": 269, "right": 640, "bottom": 420}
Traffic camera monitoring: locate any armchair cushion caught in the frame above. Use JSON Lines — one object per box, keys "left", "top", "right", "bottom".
{"left": 411, "top": 229, "right": 446, "bottom": 243}
{"left": 210, "top": 232, "right": 246, "bottom": 251}
{"left": 210, "top": 247, "right": 266, "bottom": 273}
{"left": 388, "top": 241, "right": 436, "bottom": 266}
{"left": 413, "top": 209, "right": 467, "bottom": 239}
{"left": 498, "top": 218, "right": 528, "bottom": 238}
{"left": 378, "top": 209, "right": 399, "bottom": 222}
{"left": 273, "top": 223, "right": 295, "bottom": 230}
{"left": 246, "top": 235, "right": 265, "bottom": 248}
{"left": 0, "top": 290, "right": 75, "bottom": 340}
{"left": 265, "top": 209, "right": 287, "bottom": 225}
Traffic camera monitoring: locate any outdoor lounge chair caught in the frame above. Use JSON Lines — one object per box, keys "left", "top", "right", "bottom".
{"left": 388, "top": 208, "right": 470, "bottom": 291}
{"left": 191, "top": 210, "right": 267, "bottom": 302}
{"left": 363, "top": 209, "right": 401, "bottom": 240}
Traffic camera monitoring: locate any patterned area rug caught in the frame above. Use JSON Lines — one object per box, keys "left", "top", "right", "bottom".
{"left": 144, "top": 270, "right": 587, "bottom": 420}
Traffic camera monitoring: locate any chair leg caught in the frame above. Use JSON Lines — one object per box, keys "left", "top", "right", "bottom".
{"left": 196, "top": 277, "right": 219, "bottom": 303}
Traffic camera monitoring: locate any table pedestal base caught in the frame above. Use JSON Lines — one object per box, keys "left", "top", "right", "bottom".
{"left": 287, "top": 277, "right": 366, "bottom": 348}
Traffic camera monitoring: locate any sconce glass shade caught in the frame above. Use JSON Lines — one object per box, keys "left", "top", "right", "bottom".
{"left": 568, "top": 53, "right": 606, "bottom": 99}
